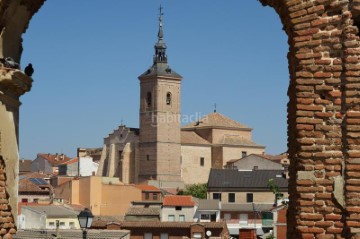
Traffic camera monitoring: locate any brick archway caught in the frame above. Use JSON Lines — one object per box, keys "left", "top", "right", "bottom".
{"left": 1, "top": 0, "right": 360, "bottom": 238}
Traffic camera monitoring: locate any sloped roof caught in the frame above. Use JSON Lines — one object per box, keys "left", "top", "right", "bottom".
{"left": 120, "top": 221, "right": 227, "bottom": 229}
{"left": 207, "top": 169, "right": 288, "bottom": 190}
{"left": 198, "top": 199, "right": 220, "bottom": 210}
{"left": 220, "top": 135, "right": 264, "bottom": 148}
{"left": 254, "top": 153, "right": 288, "bottom": 162}
{"left": 19, "top": 159, "right": 32, "bottom": 172}
{"left": 139, "top": 63, "right": 182, "bottom": 79}
{"left": 125, "top": 205, "right": 161, "bottom": 216}
{"left": 226, "top": 154, "right": 283, "bottom": 165}
{"left": 19, "top": 173, "right": 52, "bottom": 193}
{"left": 135, "top": 184, "right": 161, "bottom": 192}
{"left": 13, "top": 229, "right": 129, "bottom": 239}
{"left": 163, "top": 195, "right": 195, "bottom": 207}
{"left": 59, "top": 157, "right": 78, "bottom": 165}
{"left": 182, "top": 112, "right": 251, "bottom": 130}
{"left": 37, "top": 153, "right": 73, "bottom": 165}
{"left": 22, "top": 205, "right": 78, "bottom": 218}
{"left": 181, "top": 131, "right": 211, "bottom": 145}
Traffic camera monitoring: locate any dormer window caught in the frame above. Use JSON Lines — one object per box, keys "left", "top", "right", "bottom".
{"left": 146, "top": 92, "right": 152, "bottom": 107}
{"left": 166, "top": 92, "right": 171, "bottom": 105}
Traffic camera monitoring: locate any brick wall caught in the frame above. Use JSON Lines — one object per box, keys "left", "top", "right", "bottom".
{"left": 259, "top": 0, "right": 360, "bottom": 238}
{"left": 0, "top": 158, "right": 15, "bottom": 238}
{"left": 4, "top": 0, "right": 360, "bottom": 238}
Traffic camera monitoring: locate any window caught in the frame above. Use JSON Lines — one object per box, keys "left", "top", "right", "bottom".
{"left": 21, "top": 198, "right": 28, "bottom": 203}
{"left": 153, "top": 193, "right": 158, "bottom": 200}
{"left": 228, "top": 193, "right": 235, "bottom": 203}
{"left": 48, "top": 222, "right": 55, "bottom": 228}
{"left": 33, "top": 198, "right": 39, "bottom": 203}
{"left": 175, "top": 206, "right": 182, "bottom": 211}
{"left": 239, "top": 214, "right": 248, "bottom": 225}
{"left": 160, "top": 233, "right": 169, "bottom": 239}
{"left": 59, "top": 222, "right": 65, "bottom": 229}
{"left": 145, "top": 193, "right": 149, "bottom": 200}
{"left": 144, "top": 233, "right": 152, "bottom": 239}
{"left": 69, "top": 222, "right": 75, "bottom": 228}
{"left": 166, "top": 92, "right": 171, "bottom": 105}
{"left": 146, "top": 92, "right": 152, "bottom": 107}
{"left": 224, "top": 213, "right": 231, "bottom": 221}
{"left": 213, "top": 193, "right": 221, "bottom": 201}
{"left": 242, "top": 151, "right": 247, "bottom": 158}
{"left": 179, "top": 215, "right": 185, "bottom": 221}
{"left": 168, "top": 215, "right": 175, "bottom": 221}
{"left": 201, "top": 214, "right": 210, "bottom": 220}
{"left": 253, "top": 165, "right": 258, "bottom": 170}
{"left": 200, "top": 157, "right": 204, "bottom": 166}
{"left": 246, "top": 193, "right": 253, "bottom": 203}
{"left": 118, "top": 150, "right": 123, "bottom": 160}
{"left": 193, "top": 233, "right": 202, "bottom": 238}
{"left": 146, "top": 154, "right": 150, "bottom": 161}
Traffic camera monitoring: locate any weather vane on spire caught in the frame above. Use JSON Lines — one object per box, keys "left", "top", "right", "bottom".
{"left": 159, "top": 5, "right": 164, "bottom": 25}
{"left": 157, "top": 5, "right": 164, "bottom": 40}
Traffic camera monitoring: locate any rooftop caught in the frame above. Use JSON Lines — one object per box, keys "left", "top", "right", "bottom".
{"left": 207, "top": 169, "right": 288, "bottom": 190}
{"left": 197, "top": 199, "right": 220, "bottom": 210}
{"left": 13, "top": 229, "right": 129, "bottom": 239}
{"left": 182, "top": 112, "right": 251, "bottom": 130}
{"left": 120, "top": 221, "right": 227, "bottom": 229}
{"left": 21, "top": 205, "right": 79, "bottom": 218}
{"left": 181, "top": 131, "right": 211, "bottom": 145}
{"left": 163, "top": 195, "right": 195, "bottom": 207}
{"left": 37, "top": 153, "right": 73, "bottom": 165}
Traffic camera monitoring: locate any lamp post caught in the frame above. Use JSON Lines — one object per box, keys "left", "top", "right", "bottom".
{"left": 78, "top": 208, "right": 94, "bottom": 239}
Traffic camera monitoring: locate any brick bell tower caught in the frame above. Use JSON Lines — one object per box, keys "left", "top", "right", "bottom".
{"left": 138, "top": 6, "right": 182, "bottom": 182}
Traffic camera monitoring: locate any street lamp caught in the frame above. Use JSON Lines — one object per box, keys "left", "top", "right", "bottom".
{"left": 78, "top": 208, "right": 94, "bottom": 239}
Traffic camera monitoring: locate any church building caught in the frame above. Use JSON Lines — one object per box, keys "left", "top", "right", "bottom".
{"left": 96, "top": 9, "right": 265, "bottom": 185}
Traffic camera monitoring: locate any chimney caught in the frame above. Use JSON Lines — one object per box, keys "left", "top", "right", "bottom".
{"left": 55, "top": 153, "right": 59, "bottom": 161}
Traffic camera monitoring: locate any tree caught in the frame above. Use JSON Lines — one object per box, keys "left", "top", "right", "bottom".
{"left": 177, "top": 183, "right": 207, "bottom": 199}
{"left": 267, "top": 179, "right": 282, "bottom": 206}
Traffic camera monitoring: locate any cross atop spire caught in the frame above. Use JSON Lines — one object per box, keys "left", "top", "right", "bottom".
{"left": 154, "top": 5, "right": 167, "bottom": 64}
{"left": 158, "top": 5, "right": 164, "bottom": 40}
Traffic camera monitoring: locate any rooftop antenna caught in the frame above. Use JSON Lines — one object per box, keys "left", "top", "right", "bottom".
{"left": 214, "top": 103, "right": 217, "bottom": 113}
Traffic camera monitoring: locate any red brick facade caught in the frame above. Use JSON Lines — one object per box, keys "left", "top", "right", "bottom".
{"left": 0, "top": 158, "right": 15, "bottom": 238}
{"left": 3, "top": 0, "right": 360, "bottom": 238}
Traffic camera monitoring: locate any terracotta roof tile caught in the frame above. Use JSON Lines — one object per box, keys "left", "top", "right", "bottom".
{"left": 181, "top": 131, "right": 210, "bottom": 145}
{"left": 19, "top": 159, "right": 32, "bottom": 172}
{"left": 59, "top": 157, "right": 78, "bottom": 165}
{"left": 125, "top": 205, "right": 161, "bottom": 216}
{"left": 18, "top": 172, "right": 52, "bottom": 193}
{"left": 120, "top": 221, "right": 226, "bottom": 229}
{"left": 220, "top": 135, "right": 264, "bottom": 147}
{"left": 163, "top": 195, "right": 195, "bottom": 207}
{"left": 254, "top": 153, "right": 288, "bottom": 162}
{"left": 37, "top": 153, "right": 73, "bottom": 165}
{"left": 182, "top": 112, "right": 251, "bottom": 130}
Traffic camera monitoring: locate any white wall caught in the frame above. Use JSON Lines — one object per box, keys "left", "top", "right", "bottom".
{"left": 20, "top": 207, "right": 46, "bottom": 229}
{"left": 79, "top": 156, "right": 99, "bottom": 176}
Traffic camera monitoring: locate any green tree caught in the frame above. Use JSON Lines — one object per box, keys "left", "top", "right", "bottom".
{"left": 177, "top": 183, "right": 207, "bottom": 199}
{"left": 267, "top": 179, "right": 282, "bottom": 206}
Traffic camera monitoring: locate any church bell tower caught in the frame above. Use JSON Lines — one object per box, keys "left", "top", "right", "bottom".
{"left": 138, "top": 6, "right": 182, "bottom": 182}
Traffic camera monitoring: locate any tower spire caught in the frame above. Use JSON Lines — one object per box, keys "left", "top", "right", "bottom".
{"left": 154, "top": 5, "right": 167, "bottom": 64}
{"left": 158, "top": 5, "right": 164, "bottom": 40}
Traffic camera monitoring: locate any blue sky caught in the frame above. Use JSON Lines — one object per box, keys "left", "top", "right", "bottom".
{"left": 19, "top": 1, "right": 288, "bottom": 159}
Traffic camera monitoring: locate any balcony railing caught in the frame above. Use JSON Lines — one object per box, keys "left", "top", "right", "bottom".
{"left": 262, "top": 219, "right": 273, "bottom": 227}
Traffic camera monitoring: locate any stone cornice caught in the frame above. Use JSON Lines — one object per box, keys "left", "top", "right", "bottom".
{"left": 0, "top": 68, "right": 32, "bottom": 97}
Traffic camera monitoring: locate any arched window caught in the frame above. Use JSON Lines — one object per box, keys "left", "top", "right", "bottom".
{"left": 146, "top": 92, "right": 152, "bottom": 107}
{"left": 166, "top": 92, "right": 171, "bottom": 105}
